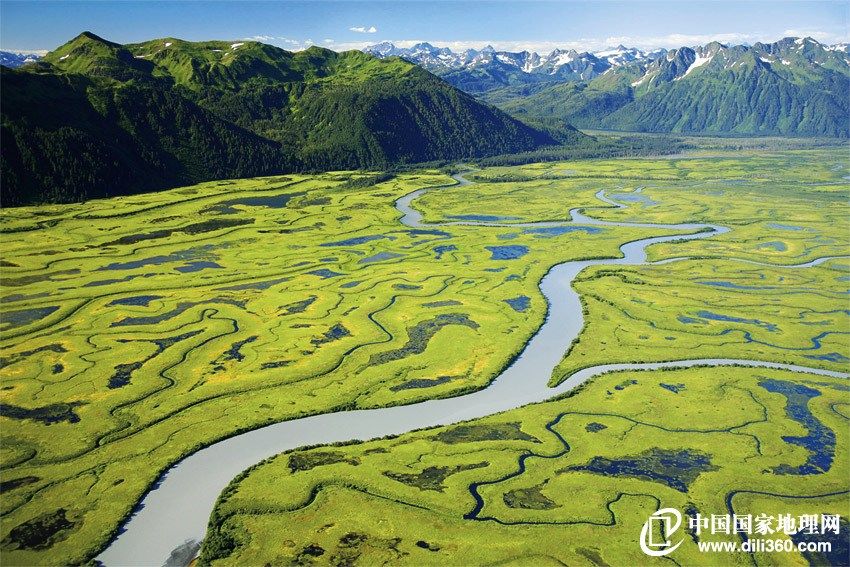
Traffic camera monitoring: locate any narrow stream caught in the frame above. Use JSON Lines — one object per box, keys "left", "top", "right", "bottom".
{"left": 97, "top": 174, "right": 848, "bottom": 566}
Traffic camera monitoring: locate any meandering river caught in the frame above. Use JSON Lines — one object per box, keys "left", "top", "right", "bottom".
{"left": 97, "top": 174, "right": 849, "bottom": 566}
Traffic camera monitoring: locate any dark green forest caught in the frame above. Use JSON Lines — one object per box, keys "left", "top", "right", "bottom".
{"left": 1, "top": 33, "right": 564, "bottom": 206}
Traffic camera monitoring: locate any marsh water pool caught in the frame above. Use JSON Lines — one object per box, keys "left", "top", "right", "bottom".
{"left": 97, "top": 174, "right": 849, "bottom": 565}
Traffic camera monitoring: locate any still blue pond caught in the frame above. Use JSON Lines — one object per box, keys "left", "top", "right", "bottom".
{"left": 804, "top": 352, "right": 849, "bottom": 363}
{"left": 308, "top": 269, "right": 343, "bottom": 279}
{"left": 108, "top": 295, "right": 163, "bottom": 307}
{"left": 448, "top": 214, "right": 518, "bottom": 222}
{"left": 486, "top": 245, "right": 529, "bottom": 260}
{"left": 610, "top": 193, "right": 658, "bottom": 206}
{"left": 524, "top": 226, "right": 602, "bottom": 238}
{"left": 1, "top": 306, "right": 59, "bottom": 330}
{"left": 699, "top": 281, "right": 775, "bottom": 290}
{"left": 175, "top": 261, "right": 223, "bottom": 273}
{"left": 759, "top": 379, "right": 834, "bottom": 475}
{"left": 434, "top": 245, "right": 457, "bottom": 259}
{"left": 504, "top": 296, "right": 531, "bottom": 312}
{"left": 359, "top": 252, "right": 405, "bottom": 264}
{"left": 408, "top": 229, "right": 451, "bottom": 238}
{"left": 564, "top": 448, "right": 717, "bottom": 492}
{"left": 767, "top": 223, "right": 804, "bottom": 231}
{"left": 218, "top": 277, "right": 290, "bottom": 291}
{"left": 695, "top": 310, "right": 778, "bottom": 332}
{"left": 208, "top": 193, "right": 300, "bottom": 214}
{"left": 320, "top": 235, "right": 387, "bottom": 247}
{"left": 98, "top": 246, "right": 217, "bottom": 271}
{"left": 757, "top": 241, "right": 788, "bottom": 252}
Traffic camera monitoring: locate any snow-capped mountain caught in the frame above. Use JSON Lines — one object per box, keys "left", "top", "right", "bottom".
{"left": 364, "top": 38, "right": 850, "bottom": 98}
{"left": 363, "top": 42, "right": 666, "bottom": 90}
{"left": 0, "top": 51, "right": 42, "bottom": 68}
{"left": 594, "top": 45, "right": 667, "bottom": 67}
{"left": 628, "top": 41, "right": 727, "bottom": 87}
{"left": 498, "top": 37, "right": 850, "bottom": 138}
{"left": 624, "top": 37, "right": 850, "bottom": 91}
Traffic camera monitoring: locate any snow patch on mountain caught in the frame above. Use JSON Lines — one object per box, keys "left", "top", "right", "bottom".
{"left": 0, "top": 50, "right": 43, "bottom": 68}
{"left": 363, "top": 41, "right": 661, "bottom": 82}
{"left": 362, "top": 38, "right": 850, "bottom": 92}
{"left": 682, "top": 53, "right": 713, "bottom": 77}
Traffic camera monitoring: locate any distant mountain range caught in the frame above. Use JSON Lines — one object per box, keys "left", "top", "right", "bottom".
{"left": 366, "top": 38, "right": 850, "bottom": 137}
{"left": 3, "top": 34, "right": 847, "bottom": 206}
{"left": 365, "top": 42, "right": 666, "bottom": 91}
{"left": 1, "top": 32, "right": 562, "bottom": 205}
{"left": 0, "top": 50, "right": 43, "bottom": 68}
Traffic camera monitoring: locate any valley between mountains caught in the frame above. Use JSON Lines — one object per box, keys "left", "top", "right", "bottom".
{"left": 0, "top": 17, "right": 848, "bottom": 567}
{"left": 1, "top": 148, "right": 847, "bottom": 565}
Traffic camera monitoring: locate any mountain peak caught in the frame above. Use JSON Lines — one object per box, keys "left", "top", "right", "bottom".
{"left": 2, "top": 32, "right": 561, "bottom": 205}
{"left": 46, "top": 30, "right": 125, "bottom": 61}
{"left": 358, "top": 36, "right": 845, "bottom": 97}
{"left": 69, "top": 31, "right": 118, "bottom": 47}
{"left": 78, "top": 31, "right": 104, "bottom": 41}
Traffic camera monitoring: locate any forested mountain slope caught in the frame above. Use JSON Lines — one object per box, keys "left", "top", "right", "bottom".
{"left": 495, "top": 38, "right": 850, "bottom": 137}
{"left": 1, "top": 32, "right": 563, "bottom": 205}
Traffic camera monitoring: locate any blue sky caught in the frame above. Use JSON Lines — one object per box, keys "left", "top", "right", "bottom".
{"left": 1, "top": 0, "right": 847, "bottom": 54}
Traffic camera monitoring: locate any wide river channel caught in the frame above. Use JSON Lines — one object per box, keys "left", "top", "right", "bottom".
{"left": 97, "top": 173, "right": 849, "bottom": 565}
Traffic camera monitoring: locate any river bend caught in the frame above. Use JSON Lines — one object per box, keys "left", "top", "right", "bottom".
{"left": 97, "top": 173, "right": 849, "bottom": 565}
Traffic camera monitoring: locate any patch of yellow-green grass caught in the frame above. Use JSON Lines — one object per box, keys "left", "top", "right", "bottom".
{"left": 550, "top": 257, "right": 849, "bottom": 386}
{"left": 203, "top": 366, "right": 848, "bottom": 566}
{"left": 418, "top": 151, "right": 849, "bottom": 266}
{"left": 2, "top": 148, "right": 847, "bottom": 564}
{"left": 0, "top": 168, "right": 661, "bottom": 564}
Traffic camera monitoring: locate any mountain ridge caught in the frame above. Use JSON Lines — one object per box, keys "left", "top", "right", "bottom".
{"left": 364, "top": 37, "right": 850, "bottom": 138}
{"left": 364, "top": 41, "right": 666, "bottom": 92}
{"left": 1, "top": 32, "right": 564, "bottom": 205}
{"left": 495, "top": 37, "right": 850, "bottom": 137}
{"left": 0, "top": 50, "right": 43, "bottom": 68}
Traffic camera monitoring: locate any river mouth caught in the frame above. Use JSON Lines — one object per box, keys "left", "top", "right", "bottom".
{"left": 96, "top": 173, "right": 849, "bottom": 566}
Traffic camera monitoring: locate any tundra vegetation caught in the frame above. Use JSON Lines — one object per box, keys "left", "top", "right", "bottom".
{"left": 202, "top": 366, "right": 848, "bottom": 566}
{"left": 0, "top": 149, "right": 847, "bottom": 565}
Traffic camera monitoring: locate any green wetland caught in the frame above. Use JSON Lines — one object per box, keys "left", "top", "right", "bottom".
{"left": 0, "top": 148, "right": 848, "bottom": 566}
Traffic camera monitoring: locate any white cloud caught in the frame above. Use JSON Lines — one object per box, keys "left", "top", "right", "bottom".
{"left": 337, "top": 30, "right": 848, "bottom": 54}
{"left": 242, "top": 35, "right": 302, "bottom": 46}
{"left": 781, "top": 29, "right": 846, "bottom": 43}
{"left": 349, "top": 26, "right": 377, "bottom": 34}
{"left": 0, "top": 48, "right": 49, "bottom": 55}
{"left": 602, "top": 30, "right": 848, "bottom": 49}
{"left": 239, "top": 35, "right": 326, "bottom": 51}
{"left": 602, "top": 33, "right": 756, "bottom": 50}
{"left": 241, "top": 29, "right": 850, "bottom": 55}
